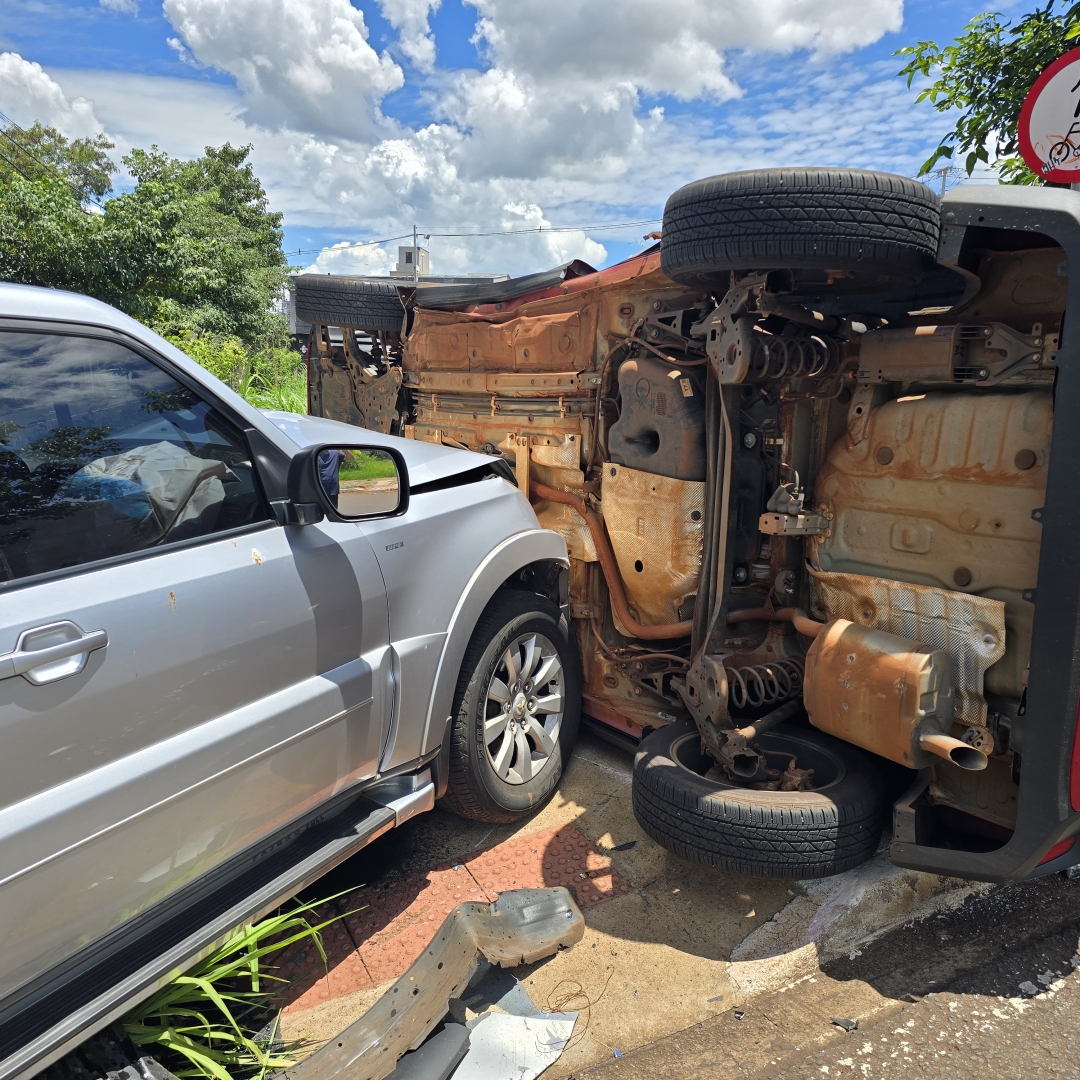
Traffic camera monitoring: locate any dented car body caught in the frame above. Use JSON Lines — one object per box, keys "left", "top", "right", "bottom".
{"left": 300, "top": 172, "right": 1080, "bottom": 884}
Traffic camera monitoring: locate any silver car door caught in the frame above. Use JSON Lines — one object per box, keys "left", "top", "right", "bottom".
{"left": 0, "top": 328, "right": 390, "bottom": 1002}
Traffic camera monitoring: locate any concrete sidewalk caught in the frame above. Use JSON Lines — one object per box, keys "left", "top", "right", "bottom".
{"left": 275, "top": 732, "right": 986, "bottom": 1077}
{"left": 578, "top": 870, "right": 1080, "bottom": 1078}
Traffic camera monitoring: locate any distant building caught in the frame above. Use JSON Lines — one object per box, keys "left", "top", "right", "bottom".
{"left": 390, "top": 245, "right": 430, "bottom": 278}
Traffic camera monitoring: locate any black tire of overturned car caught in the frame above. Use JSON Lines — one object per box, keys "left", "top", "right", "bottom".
{"left": 632, "top": 720, "right": 886, "bottom": 879}
{"left": 293, "top": 275, "right": 406, "bottom": 332}
{"left": 660, "top": 167, "right": 941, "bottom": 293}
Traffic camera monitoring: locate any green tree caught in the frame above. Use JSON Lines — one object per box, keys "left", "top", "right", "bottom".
{"left": 0, "top": 137, "right": 289, "bottom": 347}
{"left": 897, "top": 2, "right": 1080, "bottom": 184}
{"left": 0, "top": 122, "right": 116, "bottom": 201}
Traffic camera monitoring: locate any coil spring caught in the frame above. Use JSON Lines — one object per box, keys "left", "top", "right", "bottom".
{"left": 725, "top": 656, "right": 805, "bottom": 710}
{"left": 746, "top": 332, "right": 839, "bottom": 383}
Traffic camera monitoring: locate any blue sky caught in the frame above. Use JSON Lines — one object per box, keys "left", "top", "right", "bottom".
{"left": 0, "top": 0, "right": 1026, "bottom": 276}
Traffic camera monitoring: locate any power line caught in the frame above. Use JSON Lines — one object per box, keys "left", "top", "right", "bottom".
{"left": 0, "top": 107, "right": 103, "bottom": 212}
{"left": 288, "top": 216, "right": 664, "bottom": 258}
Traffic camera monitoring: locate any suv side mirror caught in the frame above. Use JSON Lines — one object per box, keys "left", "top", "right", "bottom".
{"left": 285, "top": 444, "right": 409, "bottom": 523}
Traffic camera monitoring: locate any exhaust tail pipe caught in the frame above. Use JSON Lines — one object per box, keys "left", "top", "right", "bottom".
{"left": 918, "top": 732, "right": 988, "bottom": 771}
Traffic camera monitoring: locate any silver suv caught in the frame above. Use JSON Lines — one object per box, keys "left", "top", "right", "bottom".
{"left": 0, "top": 283, "right": 580, "bottom": 1080}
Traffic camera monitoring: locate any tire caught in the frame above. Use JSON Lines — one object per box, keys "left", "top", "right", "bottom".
{"left": 660, "top": 168, "right": 940, "bottom": 292}
{"left": 293, "top": 275, "right": 405, "bottom": 331}
{"left": 632, "top": 720, "right": 885, "bottom": 878}
{"left": 440, "top": 590, "right": 582, "bottom": 823}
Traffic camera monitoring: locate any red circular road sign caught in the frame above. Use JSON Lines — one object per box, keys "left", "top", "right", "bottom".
{"left": 1019, "top": 45, "right": 1080, "bottom": 183}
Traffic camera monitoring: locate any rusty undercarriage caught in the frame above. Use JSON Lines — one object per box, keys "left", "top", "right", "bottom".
{"left": 297, "top": 168, "right": 1079, "bottom": 880}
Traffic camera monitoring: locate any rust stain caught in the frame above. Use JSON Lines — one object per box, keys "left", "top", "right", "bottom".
{"left": 601, "top": 463, "right": 703, "bottom": 626}
{"left": 804, "top": 618, "right": 955, "bottom": 767}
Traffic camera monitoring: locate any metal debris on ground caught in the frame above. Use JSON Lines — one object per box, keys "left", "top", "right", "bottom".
{"left": 385, "top": 1024, "right": 469, "bottom": 1080}
{"left": 452, "top": 1014, "right": 576, "bottom": 1080}
{"left": 279, "top": 888, "right": 583, "bottom": 1080}
{"left": 831, "top": 1017, "right": 858, "bottom": 1032}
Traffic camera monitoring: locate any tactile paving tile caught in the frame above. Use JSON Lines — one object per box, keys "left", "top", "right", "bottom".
{"left": 352, "top": 863, "right": 495, "bottom": 984}
{"left": 465, "top": 823, "right": 631, "bottom": 908}
{"left": 273, "top": 912, "right": 367, "bottom": 1012}
{"left": 277, "top": 822, "right": 627, "bottom": 1014}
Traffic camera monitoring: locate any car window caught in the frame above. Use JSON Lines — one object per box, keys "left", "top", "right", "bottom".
{"left": 0, "top": 330, "right": 271, "bottom": 584}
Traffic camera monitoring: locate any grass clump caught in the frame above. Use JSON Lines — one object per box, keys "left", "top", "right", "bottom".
{"left": 339, "top": 450, "right": 398, "bottom": 482}
{"left": 168, "top": 332, "right": 308, "bottom": 415}
{"left": 123, "top": 897, "right": 356, "bottom": 1080}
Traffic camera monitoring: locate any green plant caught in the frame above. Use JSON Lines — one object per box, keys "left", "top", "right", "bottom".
{"left": 339, "top": 451, "right": 398, "bottom": 482}
{"left": 1, "top": 135, "right": 292, "bottom": 347}
{"left": 123, "top": 897, "right": 358, "bottom": 1080}
{"left": 897, "top": 2, "right": 1080, "bottom": 183}
{"left": 167, "top": 334, "right": 308, "bottom": 415}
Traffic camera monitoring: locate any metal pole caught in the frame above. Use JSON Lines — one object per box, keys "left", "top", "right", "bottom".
{"left": 413, "top": 224, "right": 419, "bottom": 283}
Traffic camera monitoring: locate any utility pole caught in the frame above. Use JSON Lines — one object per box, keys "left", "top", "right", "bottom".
{"left": 413, "top": 223, "right": 419, "bottom": 283}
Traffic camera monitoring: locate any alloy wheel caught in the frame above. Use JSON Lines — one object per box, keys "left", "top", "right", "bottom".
{"left": 483, "top": 631, "right": 564, "bottom": 785}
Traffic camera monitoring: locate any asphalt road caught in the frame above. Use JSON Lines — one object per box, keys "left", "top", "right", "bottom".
{"left": 578, "top": 872, "right": 1080, "bottom": 1079}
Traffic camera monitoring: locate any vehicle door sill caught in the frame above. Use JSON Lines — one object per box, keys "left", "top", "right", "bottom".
{"left": 0, "top": 795, "right": 396, "bottom": 1080}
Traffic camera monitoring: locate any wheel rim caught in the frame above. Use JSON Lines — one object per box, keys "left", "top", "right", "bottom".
{"left": 669, "top": 729, "right": 847, "bottom": 793}
{"left": 483, "top": 631, "right": 564, "bottom": 785}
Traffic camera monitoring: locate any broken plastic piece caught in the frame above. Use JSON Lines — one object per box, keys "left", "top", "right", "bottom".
{"left": 280, "top": 888, "right": 584, "bottom": 1080}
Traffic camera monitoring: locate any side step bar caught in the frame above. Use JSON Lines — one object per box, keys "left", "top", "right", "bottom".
{"left": 0, "top": 786, "right": 414, "bottom": 1080}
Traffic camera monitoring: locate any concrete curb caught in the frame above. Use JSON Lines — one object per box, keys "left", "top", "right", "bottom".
{"left": 727, "top": 845, "right": 990, "bottom": 999}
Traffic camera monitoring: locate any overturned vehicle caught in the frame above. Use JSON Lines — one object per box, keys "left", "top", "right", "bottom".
{"left": 298, "top": 169, "right": 1080, "bottom": 882}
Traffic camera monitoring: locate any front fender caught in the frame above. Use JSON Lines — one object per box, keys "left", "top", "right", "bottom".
{"left": 421, "top": 528, "right": 569, "bottom": 765}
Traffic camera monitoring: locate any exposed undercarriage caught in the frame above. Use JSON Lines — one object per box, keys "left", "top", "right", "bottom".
{"left": 300, "top": 169, "right": 1072, "bottom": 878}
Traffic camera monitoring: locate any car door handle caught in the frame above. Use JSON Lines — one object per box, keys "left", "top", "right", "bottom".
{"left": 0, "top": 622, "right": 109, "bottom": 684}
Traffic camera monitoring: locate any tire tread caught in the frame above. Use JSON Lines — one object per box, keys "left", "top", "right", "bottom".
{"left": 440, "top": 590, "right": 579, "bottom": 824}
{"left": 660, "top": 168, "right": 940, "bottom": 288}
{"left": 631, "top": 722, "right": 885, "bottom": 879}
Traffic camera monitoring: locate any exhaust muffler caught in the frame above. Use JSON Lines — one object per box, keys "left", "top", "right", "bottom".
{"left": 804, "top": 619, "right": 988, "bottom": 771}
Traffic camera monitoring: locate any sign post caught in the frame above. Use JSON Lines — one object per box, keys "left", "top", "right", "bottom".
{"left": 1019, "top": 45, "right": 1080, "bottom": 186}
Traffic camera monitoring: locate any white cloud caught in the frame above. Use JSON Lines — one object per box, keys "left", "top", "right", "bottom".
{"left": 376, "top": 0, "right": 442, "bottom": 73}
{"left": 305, "top": 240, "right": 397, "bottom": 276}
{"left": 100, "top": 0, "right": 139, "bottom": 13}
{"left": 0, "top": 53, "right": 104, "bottom": 138}
{"left": 35, "top": 0, "right": 940, "bottom": 279}
{"left": 166, "top": 37, "right": 199, "bottom": 67}
{"left": 467, "top": 0, "right": 903, "bottom": 101}
{"left": 161, "top": 0, "right": 404, "bottom": 141}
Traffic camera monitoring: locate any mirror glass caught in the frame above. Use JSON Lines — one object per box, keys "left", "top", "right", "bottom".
{"left": 316, "top": 446, "right": 401, "bottom": 518}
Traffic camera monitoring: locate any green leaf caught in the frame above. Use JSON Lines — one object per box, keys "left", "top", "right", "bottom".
{"left": 121, "top": 894, "right": 358, "bottom": 1080}
{"left": 895, "top": 1, "right": 1080, "bottom": 185}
